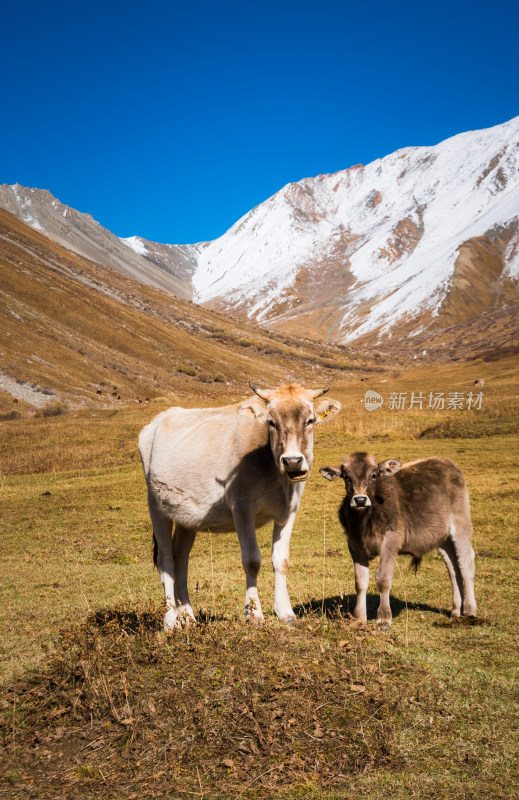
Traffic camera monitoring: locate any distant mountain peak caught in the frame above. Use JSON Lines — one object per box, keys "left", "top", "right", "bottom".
{"left": 0, "top": 183, "right": 196, "bottom": 299}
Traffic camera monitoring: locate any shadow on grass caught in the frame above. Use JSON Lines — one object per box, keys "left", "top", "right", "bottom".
{"left": 293, "top": 593, "right": 449, "bottom": 621}
{"left": 89, "top": 593, "right": 466, "bottom": 636}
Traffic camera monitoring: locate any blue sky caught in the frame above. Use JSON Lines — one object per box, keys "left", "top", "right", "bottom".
{"left": 2, "top": 0, "right": 518, "bottom": 244}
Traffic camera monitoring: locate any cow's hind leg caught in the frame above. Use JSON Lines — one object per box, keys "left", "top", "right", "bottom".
{"left": 148, "top": 493, "right": 178, "bottom": 631}
{"left": 172, "top": 524, "right": 197, "bottom": 626}
{"left": 437, "top": 536, "right": 463, "bottom": 618}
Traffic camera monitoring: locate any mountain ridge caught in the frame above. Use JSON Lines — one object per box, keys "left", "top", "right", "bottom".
{"left": 0, "top": 209, "right": 364, "bottom": 413}
{"left": 2, "top": 117, "right": 518, "bottom": 345}
{"left": 0, "top": 183, "right": 197, "bottom": 299}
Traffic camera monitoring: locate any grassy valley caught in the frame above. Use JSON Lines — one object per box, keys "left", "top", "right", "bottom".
{"left": 1, "top": 350, "right": 518, "bottom": 798}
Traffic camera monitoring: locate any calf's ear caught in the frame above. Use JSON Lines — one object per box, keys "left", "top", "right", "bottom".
{"left": 319, "top": 465, "right": 342, "bottom": 481}
{"left": 378, "top": 459, "right": 402, "bottom": 475}
{"left": 314, "top": 397, "right": 342, "bottom": 423}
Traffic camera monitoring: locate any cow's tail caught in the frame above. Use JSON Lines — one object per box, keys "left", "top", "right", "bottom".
{"left": 153, "top": 531, "right": 158, "bottom": 568}
{"left": 410, "top": 555, "right": 422, "bottom": 573}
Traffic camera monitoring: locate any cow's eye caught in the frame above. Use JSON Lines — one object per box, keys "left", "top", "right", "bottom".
{"left": 305, "top": 418, "right": 315, "bottom": 427}
{"left": 370, "top": 472, "right": 377, "bottom": 480}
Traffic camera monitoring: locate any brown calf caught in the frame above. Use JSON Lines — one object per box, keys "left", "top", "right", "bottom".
{"left": 320, "top": 452, "right": 477, "bottom": 629}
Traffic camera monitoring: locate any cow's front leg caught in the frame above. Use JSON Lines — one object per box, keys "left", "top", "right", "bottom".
{"left": 272, "top": 512, "right": 298, "bottom": 623}
{"left": 348, "top": 543, "right": 370, "bottom": 622}
{"left": 376, "top": 539, "right": 398, "bottom": 630}
{"left": 233, "top": 506, "right": 264, "bottom": 624}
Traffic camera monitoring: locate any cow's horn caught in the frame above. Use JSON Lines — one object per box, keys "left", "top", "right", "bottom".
{"left": 311, "top": 388, "right": 329, "bottom": 399}
{"left": 249, "top": 383, "right": 270, "bottom": 402}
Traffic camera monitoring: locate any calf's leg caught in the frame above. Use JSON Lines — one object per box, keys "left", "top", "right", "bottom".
{"left": 376, "top": 541, "right": 398, "bottom": 630}
{"left": 437, "top": 536, "right": 463, "bottom": 618}
{"left": 172, "top": 524, "right": 197, "bottom": 625}
{"left": 148, "top": 493, "right": 178, "bottom": 631}
{"left": 272, "top": 513, "right": 297, "bottom": 623}
{"left": 348, "top": 544, "right": 370, "bottom": 622}
{"left": 451, "top": 522, "right": 477, "bottom": 616}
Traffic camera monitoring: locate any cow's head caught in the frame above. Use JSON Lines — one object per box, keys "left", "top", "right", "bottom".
{"left": 249, "top": 384, "right": 341, "bottom": 482}
{"left": 320, "top": 452, "right": 401, "bottom": 509}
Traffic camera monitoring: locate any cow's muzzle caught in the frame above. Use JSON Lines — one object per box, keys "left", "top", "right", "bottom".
{"left": 281, "top": 455, "right": 309, "bottom": 482}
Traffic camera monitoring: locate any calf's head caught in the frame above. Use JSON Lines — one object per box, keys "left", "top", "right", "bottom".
{"left": 320, "top": 452, "right": 401, "bottom": 508}
{"left": 249, "top": 384, "right": 341, "bottom": 482}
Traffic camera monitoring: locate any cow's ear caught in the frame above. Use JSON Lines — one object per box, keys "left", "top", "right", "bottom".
{"left": 241, "top": 397, "right": 268, "bottom": 421}
{"left": 314, "top": 397, "right": 342, "bottom": 423}
{"left": 378, "top": 459, "right": 402, "bottom": 475}
{"left": 319, "top": 465, "right": 341, "bottom": 481}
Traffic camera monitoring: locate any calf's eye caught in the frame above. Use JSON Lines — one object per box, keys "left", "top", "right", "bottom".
{"left": 370, "top": 472, "right": 377, "bottom": 480}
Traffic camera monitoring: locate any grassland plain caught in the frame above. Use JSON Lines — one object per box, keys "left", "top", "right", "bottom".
{"left": 0, "top": 357, "right": 518, "bottom": 799}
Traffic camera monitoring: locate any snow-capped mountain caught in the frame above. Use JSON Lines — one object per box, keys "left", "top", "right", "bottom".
{"left": 3, "top": 118, "right": 518, "bottom": 345}
{"left": 193, "top": 117, "right": 519, "bottom": 343}
{"left": 0, "top": 184, "right": 202, "bottom": 299}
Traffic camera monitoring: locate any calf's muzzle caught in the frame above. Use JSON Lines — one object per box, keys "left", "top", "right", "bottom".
{"left": 351, "top": 494, "right": 371, "bottom": 509}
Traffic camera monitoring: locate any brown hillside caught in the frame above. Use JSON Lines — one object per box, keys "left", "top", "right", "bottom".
{"left": 0, "top": 211, "right": 366, "bottom": 414}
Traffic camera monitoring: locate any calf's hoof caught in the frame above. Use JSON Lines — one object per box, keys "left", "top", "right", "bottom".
{"left": 377, "top": 618, "right": 392, "bottom": 631}
{"left": 246, "top": 614, "right": 265, "bottom": 626}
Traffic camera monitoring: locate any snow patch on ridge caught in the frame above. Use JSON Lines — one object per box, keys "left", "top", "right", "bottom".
{"left": 121, "top": 236, "right": 148, "bottom": 257}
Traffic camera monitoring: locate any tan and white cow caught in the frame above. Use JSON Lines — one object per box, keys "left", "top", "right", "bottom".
{"left": 138, "top": 384, "right": 341, "bottom": 630}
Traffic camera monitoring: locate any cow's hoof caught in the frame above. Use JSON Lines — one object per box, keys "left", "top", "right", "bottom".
{"left": 177, "top": 604, "right": 197, "bottom": 626}
{"left": 377, "top": 620, "right": 391, "bottom": 631}
{"left": 280, "top": 614, "right": 297, "bottom": 624}
{"left": 450, "top": 609, "right": 461, "bottom": 620}
{"left": 163, "top": 608, "right": 180, "bottom": 632}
